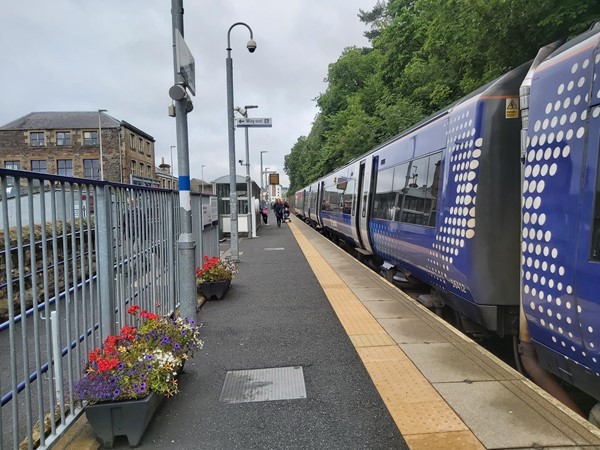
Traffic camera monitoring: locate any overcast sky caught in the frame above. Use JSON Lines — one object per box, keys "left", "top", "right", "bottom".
{"left": 0, "top": 1, "right": 377, "bottom": 188}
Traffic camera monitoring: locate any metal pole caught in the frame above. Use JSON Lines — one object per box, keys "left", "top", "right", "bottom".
{"left": 201, "top": 165, "right": 205, "bottom": 193}
{"left": 264, "top": 167, "right": 270, "bottom": 205}
{"left": 242, "top": 105, "right": 257, "bottom": 238}
{"left": 170, "top": 145, "right": 175, "bottom": 175}
{"left": 171, "top": 0, "right": 196, "bottom": 321}
{"left": 226, "top": 49, "right": 239, "bottom": 260}
{"left": 226, "top": 23, "right": 255, "bottom": 260}
{"left": 260, "top": 151, "right": 267, "bottom": 202}
{"left": 98, "top": 109, "right": 107, "bottom": 180}
{"left": 244, "top": 126, "right": 254, "bottom": 238}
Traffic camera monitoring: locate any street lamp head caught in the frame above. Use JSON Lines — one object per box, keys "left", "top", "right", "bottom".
{"left": 98, "top": 109, "right": 107, "bottom": 113}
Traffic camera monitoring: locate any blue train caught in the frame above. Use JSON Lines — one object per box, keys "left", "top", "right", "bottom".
{"left": 290, "top": 23, "right": 600, "bottom": 414}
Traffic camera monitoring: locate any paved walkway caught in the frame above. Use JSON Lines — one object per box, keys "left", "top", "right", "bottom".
{"left": 110, "top": 213, "right": 406, "bottom": 449}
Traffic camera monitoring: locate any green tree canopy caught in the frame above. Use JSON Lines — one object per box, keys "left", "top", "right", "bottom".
{"left": 284, "top": 0, "right": 600, "bottom": 193}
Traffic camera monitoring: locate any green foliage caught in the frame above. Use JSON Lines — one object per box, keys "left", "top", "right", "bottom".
{"left": 284, "top": 0, "right": 600, "bottom": 193}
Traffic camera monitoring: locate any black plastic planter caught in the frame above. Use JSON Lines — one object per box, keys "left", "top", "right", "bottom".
{"left": 198, "top": 279, "right": 231, "bottom": 300}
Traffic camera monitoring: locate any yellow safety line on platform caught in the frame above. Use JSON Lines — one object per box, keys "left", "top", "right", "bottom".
{"left": 289, "top": 220, "right": 485, "bottom": 450}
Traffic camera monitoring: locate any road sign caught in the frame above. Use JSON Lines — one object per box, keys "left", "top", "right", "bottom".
{"left": 236, "top": 117, "right": 273, "bottom": 127}
{"left": 175, "top": 29, "right": 196, "bottom": 96}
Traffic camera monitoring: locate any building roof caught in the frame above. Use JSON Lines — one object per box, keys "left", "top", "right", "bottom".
{"left": 0, "top": 111, "right": 121, "bottom": 131}
{"left": 213, "top": 174, "right": 247, "bottom": 184}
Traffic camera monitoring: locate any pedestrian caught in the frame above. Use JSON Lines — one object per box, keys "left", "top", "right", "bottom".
{"left": 274, "top": 198, "right": 284, "bottom": 228}
{"left": 260, "top": 204, "right": 268, "bottom": 224}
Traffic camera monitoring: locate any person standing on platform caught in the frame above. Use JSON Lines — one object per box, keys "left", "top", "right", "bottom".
{"left": 274, "top": 198, "right": 284, "bottom": 228}
{"left": 260, "top": 203, "right": 268, "bottom": 225}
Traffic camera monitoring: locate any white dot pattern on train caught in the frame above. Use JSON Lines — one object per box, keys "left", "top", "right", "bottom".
{"left": 428, "top": 110, "right": 480, "bottom": 284}
{"left": 523, "top": 52, "right": 600, "bottom": 374}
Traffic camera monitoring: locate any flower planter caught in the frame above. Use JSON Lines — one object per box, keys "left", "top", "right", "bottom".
{"left": 198, "top": 279, "right": 231, "bottom": 300}
{"left": 85, "top": 391, "right": 164, "bottom": 448}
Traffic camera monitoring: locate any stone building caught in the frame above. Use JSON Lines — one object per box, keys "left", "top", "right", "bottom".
{"left": 156, "top": 157, "right": 178, "bottom": 190}
{"left": 0, "top": 111, "right": 157, "bottom": 185}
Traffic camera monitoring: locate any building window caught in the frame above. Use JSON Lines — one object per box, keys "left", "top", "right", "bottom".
{"left": 130, "top": 134, "right": 135, "bottom": 149}
{"left": 30, "top": 132, "right": 45, "bottom": 147}
{"left": 83, "top": 131, "right": 98, "bottom": 145}
{"left": 131, "top": 160, "right": 136, "bottom": 174}
{"left": 146, "top": 141, "right": 151, "bottom": 156}
{"left": 4, "top": 160, "right": 20, "bottom": 170}
{"left": 147, "top": 165, "right": 151, "bottom": 177}
{"left": 139, "top": 138, "right": 143, "bottom": 153}
{"left": 84, "top": 159, "right": 100, "bottom": 180}
{"left": 56, "top": 131, "right": 71, "bottom": 146}
{"left": 31, "top": 160, "right": 47, "bottom": 173}
{"left": 57, "top": 159, "right": 73, "bottom": 177}
{"left": 4, "top": 161, "right": 20, "bottom": 187}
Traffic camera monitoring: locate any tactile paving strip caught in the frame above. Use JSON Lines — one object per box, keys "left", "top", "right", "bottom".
{"left": 289, "top": 221, "right": 483, "bottom": 445}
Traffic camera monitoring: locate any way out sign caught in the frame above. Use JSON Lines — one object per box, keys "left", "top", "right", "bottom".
{"left": 236, "top": 117, "right": 273, "bottom": 127}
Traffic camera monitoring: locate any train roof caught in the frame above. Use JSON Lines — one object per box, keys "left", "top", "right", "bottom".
{"left": 546, "top": 20, "right": 600, "bottom": 60}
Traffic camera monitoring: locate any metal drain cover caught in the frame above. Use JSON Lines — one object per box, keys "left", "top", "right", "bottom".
{"left": 220, "top": 366, "right": 306, "bottom": 403}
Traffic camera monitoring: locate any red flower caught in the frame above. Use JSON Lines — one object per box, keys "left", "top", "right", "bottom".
{"left": 140, "top": 310, "right": 159, "bottom": 321}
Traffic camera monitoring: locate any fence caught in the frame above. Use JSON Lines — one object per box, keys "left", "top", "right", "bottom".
{"left": 0, "top": 168, "right": 217, "bottom": 449}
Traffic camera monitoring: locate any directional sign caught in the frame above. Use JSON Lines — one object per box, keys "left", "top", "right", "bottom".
{"left": 175, "top": 29, "right": 196, "bottom": 96}
{"left": 236, "top": 117, "right": 273, "bottom": 127}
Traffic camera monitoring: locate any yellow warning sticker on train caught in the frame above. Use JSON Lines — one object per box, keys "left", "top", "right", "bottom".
{"left": 506, "top": 98, "right": 519, "bottom": 118}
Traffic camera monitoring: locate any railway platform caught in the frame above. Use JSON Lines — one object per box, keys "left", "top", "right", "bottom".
{"left": 58, "top": 211, "right": 600, "bottom": 450}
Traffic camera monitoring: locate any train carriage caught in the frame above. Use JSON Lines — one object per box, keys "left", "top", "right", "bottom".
{"left": 290, "top": 20, "right": 600, "bottom": 413}
{"left": 521, "top": 24, "right": 600, "bottom": 400}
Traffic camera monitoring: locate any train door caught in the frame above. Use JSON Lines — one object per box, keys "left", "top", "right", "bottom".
{"left": 350, "top": 165, "right": 362, "bottom": 246}
{"left": 356, "top": 156, "right": 376, "bottom": 253}
{"left": 316, "top": 181, "right": 324, "bottom": 228}
{"left": 573, "top": 66, "right": 600, "bottom": 378}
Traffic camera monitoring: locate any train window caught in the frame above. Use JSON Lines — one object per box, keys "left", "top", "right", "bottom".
{"left": 342, "top": 178, "right": 355, "bottom": 215}
{"left": 322, "top": 182, "right": 344, "bottom": 212}
{"left": 372, "top": 167, "right": 395, "bottom": 220}
{"left": 389, "top": 153, "right": 441, "bottom": 226}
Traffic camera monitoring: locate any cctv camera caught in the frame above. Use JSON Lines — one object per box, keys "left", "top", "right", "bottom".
{"left": 239, "top": 160, "right": 243, "bottom": 164}
{"left": 246, "top": 39, "right": 257, "bottom": 53}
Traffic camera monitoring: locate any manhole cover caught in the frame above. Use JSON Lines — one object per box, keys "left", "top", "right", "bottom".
{"left": 220, "top": 366, "right": 306, "bottom": 403}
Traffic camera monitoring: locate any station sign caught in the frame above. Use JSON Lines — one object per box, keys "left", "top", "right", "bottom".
{"left": 236, "top": 117, "right": 273, "bottom": 127}
{"left": 269, "top": 173, "right": 280, "bottom": 185}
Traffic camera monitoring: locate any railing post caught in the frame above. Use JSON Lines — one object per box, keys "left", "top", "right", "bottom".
{"left": 96, "top": 185, "right": 115, "bottom": 341}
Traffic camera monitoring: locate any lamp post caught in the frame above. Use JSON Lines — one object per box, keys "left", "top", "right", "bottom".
{"left": 98, "top": 109, "right": 107, "bottom": 180}
{"left": 264, "top": 166, "right": 270, "bottom": 205}
{"left": 226, "top": 22, "right": 257, "bottom": 261}
{"left": 260, "top": 151, "right": 268, "bottom": 202}
{"left": 170, "top": 145, "right": 176, "bottom": 175}
{"left": 201, "top": 165, "right": 206, "bottom": 194}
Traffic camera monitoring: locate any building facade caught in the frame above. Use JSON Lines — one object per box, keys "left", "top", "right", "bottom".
{"left": 157, "top": 157, "right": 178, "bottom": 190}
{"left": 0, "top": 111, "right": 157, "bottom": 185}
